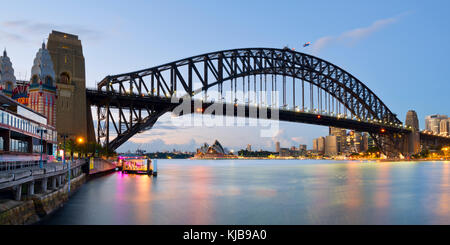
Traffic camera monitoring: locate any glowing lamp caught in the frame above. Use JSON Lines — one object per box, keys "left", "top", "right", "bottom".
{"left": 77, "top": 137, "right": 85, "bottom": 144}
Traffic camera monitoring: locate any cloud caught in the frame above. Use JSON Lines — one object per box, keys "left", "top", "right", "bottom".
{"left": 0, "top": 19, "right": 104, "bottom": 44}
{"left": 118, "top": 138, "right": 201, "bottom": 153}
{"left": 311, "top": 12, "right": 409, "bottom": 54}
{"left": 0, "top": 29, "right": 27, "bottom": 42}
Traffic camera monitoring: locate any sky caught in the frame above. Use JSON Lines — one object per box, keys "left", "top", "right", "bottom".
{"left": 1, "top": 0, "right": 450, "bottom": 153}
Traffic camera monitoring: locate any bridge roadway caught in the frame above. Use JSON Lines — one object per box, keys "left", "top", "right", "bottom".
{"left": 86, "top": 88, "right": 411, "bottom": 135}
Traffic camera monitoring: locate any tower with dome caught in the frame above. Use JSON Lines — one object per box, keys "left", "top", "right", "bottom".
{"left": 28, "top": 42, "right": 57, "bottom": 127}
{"left": 0, "top": 49, "right": 17, "bottom": 97}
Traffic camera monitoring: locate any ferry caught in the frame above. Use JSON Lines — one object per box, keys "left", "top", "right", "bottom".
{"left": 117, "top": 154, "right": 153, "bottom": 175}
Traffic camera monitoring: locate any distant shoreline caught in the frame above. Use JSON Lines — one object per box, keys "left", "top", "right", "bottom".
{"left": 149, "top": 157, "right": 450, "bottom": 162}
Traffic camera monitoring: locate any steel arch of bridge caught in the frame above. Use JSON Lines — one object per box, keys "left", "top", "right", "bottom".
{"left": 95, "top": 48, "right": 403, "bottom": 151}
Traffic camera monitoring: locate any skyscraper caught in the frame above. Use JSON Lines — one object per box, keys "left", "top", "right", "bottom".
{"left": 329, "top": 127, "right": 346, "bottom": 153}
{"left": 314, "top": 137, "right": 325, "bottom": 154}
{"left": 275, "top": 141, "right": 280, "bottom": 153}
{"left": 405, "top": 110, "right": 419, "bottom": 131}
{"left": 325, "top": 135, "right": 339, "bottom": 155}
{"left": 440, "top": 119, "right": 450, "bottom": 136}
{"left": 425, "top": 114, "right": 448, "bottom": 134}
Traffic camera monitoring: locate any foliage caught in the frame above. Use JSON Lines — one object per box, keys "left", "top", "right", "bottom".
{"left": 59, "top": 140, "right": 115, "bottom": 158}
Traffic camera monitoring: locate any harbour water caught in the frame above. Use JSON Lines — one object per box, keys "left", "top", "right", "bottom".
{"left": 41, "top": 159, "right": 450, "bottom": 225}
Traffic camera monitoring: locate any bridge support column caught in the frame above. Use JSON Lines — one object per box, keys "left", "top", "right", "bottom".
{"left": 406, "top": 131, "right": 421, "bottom": 156}
{"left": 28, "top": 181, "right": 35, "bottom": 196}
{"left": 58, "top": 175, "right": 62, "bottom": 187}
{"left": 41, "top": 178, "right": 48, "bottom": 193}
{"left": 51, "top": 177, "right": 57, "bottom": 190}
{"left": 14, "top": 184, "right": 22, "bottom": 201}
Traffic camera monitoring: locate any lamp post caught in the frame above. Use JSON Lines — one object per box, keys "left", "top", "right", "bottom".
{"left": 37, "top": 128, "right": 47, "bottom": 169}
{"left": 77, "top": 136, "right": 85, "bottom": 158}
{"left": 60, "top": 134, "right": 70, "bottom": 192}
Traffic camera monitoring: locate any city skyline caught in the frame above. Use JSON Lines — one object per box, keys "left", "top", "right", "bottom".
{"left": 1, "top": 0, "right": 449, "bottom": 152}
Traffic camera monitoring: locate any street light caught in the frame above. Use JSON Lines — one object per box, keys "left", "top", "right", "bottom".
{"left": 36, "top": 128, "right": 48, "bottom": 169}
{"left": 77, "top": 137, "right": 84, "bottom": 144}
{"left": 60, "top": 133, "right": 70, "bottom": 192}
{"left": 76, "top": 137, "right": 85, "bottom": 158}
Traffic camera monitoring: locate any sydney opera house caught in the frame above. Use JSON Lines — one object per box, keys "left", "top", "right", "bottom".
{"left": 194, "top": 140, "right": 236, "bottom": 159}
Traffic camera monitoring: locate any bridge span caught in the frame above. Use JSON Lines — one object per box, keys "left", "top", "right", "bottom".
{"left": 85, "top": 48, "right": 450, "bottom": 157}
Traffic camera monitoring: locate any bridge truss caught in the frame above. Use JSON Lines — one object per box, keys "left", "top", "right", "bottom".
{"left": 90, "top": 48, "right": 414, "bottom": 156}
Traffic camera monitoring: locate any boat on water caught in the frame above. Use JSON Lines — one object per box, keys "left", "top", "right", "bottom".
{"left": 118, "top": 154, "right": 154, "bottom": 175}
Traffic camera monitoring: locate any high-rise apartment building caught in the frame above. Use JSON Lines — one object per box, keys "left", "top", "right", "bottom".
{"left": 329, "top": 127, "right": 346, "bottom": 153}
{"left": 425, "top": 114, "right": 448, "bottom": 135}
{"left": 325, "top": 135, "right": 339, "bottom": 155}
{"left": 440, "top": 119, "right": 450, "bottom": 136}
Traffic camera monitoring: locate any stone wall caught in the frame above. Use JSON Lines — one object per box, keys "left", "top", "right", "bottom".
{"left": 0, "top": 200, "right": 39, "bottom": 225}
{"left": 0, "top": 174, "right": 86, "bottom": 225}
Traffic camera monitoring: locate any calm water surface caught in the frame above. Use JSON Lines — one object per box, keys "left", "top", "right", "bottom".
{"left": 42, "top": 160, "right": 450, "bottom": 225}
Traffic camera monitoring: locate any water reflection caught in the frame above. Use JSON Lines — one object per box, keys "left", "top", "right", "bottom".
{"left": 43, "top": 160, "right": 450, "bottom": 225}
{"left": 436, "top": 162, "right": 450, "bottom": 221}
{"left": 189, "top": 166, "right": 213, "bottom": 224}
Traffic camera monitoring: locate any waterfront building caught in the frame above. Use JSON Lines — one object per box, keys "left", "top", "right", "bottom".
{"left": 440, "top": 119, "right": 450, "bottom": 136}
{"left": 29, "top": 42, "right": 57, "bottom": 127}
{"left": 0, "top": 93, "right": 57, "bottom": 165}
{"left": 329, "top": 127, "right": 346, "bottom": 153}
{"left": 325, "top": 135, "right": 339, "bottom": 156}
{"left": 279, "top": 148, "right": 290, "bottom": 157}
{"left": 0, "top": 42, "right": 61, "bottom": 167}
{"left": 194, "top": 140, "right": 235, "bottom": 158}
{"left": 345, "top": 131, "right": 365, "bottom": 153}
{"left": 246, "top": 144, "right": 252, "bottom": 151}
{"left": 299, "top": 144, "right": 307, "bottom": 151}
{"left": 279, "top": 147, "right": 305, "bottom": 157}
{"left": 275, "top": 141, "right": 280, "bottom": 153}
{"left": 425, "top": 114, "right": 448, "bottom": 135}
{"left": 313, "top": 136, "right": 325, "bottom": 154}
{"left": 362, "top": 133, "right": 369, "bottom": 152}
{"left": 0, "top": 50, "right": 16, "bottom": 98}
{"left": 405, "top": 110, "right": 420, "bottom": 131}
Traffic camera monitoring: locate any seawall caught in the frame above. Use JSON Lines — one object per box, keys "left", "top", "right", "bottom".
{"left": 0, "top": 173, "right": 86, "bottom": 225}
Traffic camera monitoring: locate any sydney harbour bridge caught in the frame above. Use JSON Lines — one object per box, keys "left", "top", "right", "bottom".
{"left": 85, "top": 48, "right": 450, "bottom": 158}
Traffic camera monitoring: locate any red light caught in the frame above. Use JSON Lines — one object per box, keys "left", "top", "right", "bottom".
{"left": 317, "top": 115, "right": 321, "bottom": 119}
{"left": 380, "top": 128, "right": 386, "bottom": 133}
